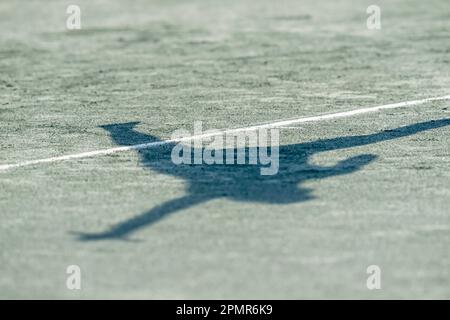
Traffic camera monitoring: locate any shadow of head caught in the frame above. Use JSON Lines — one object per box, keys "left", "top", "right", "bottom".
{"left": 99, "top": 121, "right": 161, "bottom": 146}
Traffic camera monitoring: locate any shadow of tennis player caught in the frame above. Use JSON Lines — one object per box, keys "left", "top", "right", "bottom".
{"left": 77, "top": 118, "right": 450, "bottom": 241}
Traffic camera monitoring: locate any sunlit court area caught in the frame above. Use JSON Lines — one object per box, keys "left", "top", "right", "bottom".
{"left": 0, "top": 0, "right": 449, "bottom": 299}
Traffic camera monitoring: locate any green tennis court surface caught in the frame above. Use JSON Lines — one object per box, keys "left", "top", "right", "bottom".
{"left": 0, "top": 0, "right": 449, "bottom": 298}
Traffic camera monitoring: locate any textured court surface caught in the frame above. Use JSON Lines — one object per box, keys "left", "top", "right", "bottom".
{"left": 0, "top": 0, "right": 449, "bottom": 298}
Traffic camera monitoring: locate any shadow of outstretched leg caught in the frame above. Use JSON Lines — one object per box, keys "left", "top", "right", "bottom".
{"left": 76, "top": 194, "right": 211, "bottom": 241}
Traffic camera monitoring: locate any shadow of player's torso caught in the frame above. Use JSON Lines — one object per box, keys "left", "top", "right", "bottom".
{"left": 138, "top": 144, "right": 334, "bottom": 203}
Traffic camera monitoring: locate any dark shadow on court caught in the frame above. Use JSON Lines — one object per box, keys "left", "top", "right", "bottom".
{"left": 76, "top": 118, "right": 450, "bottom": 241}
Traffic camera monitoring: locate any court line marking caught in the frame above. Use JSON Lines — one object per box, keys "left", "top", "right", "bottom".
{"left": 1, "top": 95, "right": 449, "bottom": 172}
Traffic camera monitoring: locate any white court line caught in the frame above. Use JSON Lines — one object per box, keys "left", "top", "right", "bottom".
{"left": 279, "top": 126, "right": 304, "bottom": 130}
{"left": 1, "top": 95, "right": 449, "bottom": 172}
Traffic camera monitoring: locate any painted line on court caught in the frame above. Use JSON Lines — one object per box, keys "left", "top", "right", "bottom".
{"left": 1, "top": 95, "right": 449, "bottom": 171}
